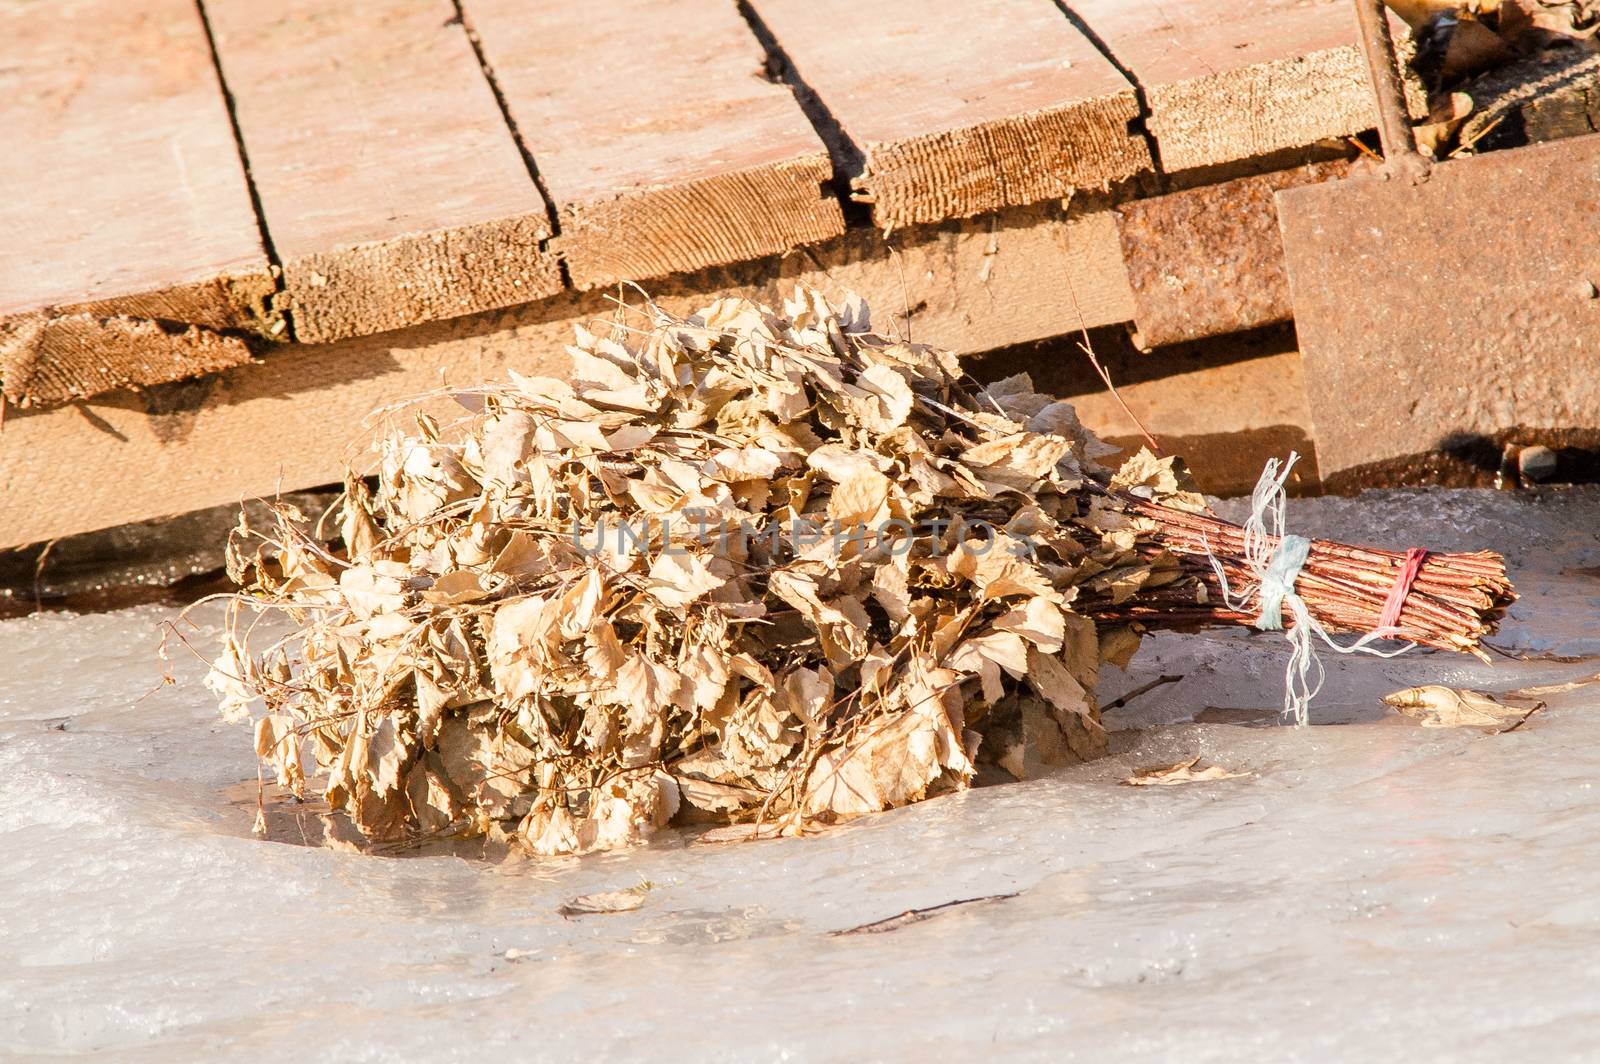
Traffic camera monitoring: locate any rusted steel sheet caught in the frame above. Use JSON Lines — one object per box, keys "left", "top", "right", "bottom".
{"left": 1115, "top": 160, "right": 1352, "bottom": 349}
{"left": 1278, "top": 131, "right": 1600, "bottom": 476}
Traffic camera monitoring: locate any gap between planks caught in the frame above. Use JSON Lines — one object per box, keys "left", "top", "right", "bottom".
{"left": 460, "top": 0, "right": 846, "bottom": 290}
{"left": 735, "top": 0, "right": 872, "bottom": 227}
{"left": 194, "top": 0, "right": 290, "bottom": 335}
{"left": 1049, "top": 0, "right": 1169, "bottom": 183}
{"left": 448, "top": 0, "right": 572, "bottom": 290}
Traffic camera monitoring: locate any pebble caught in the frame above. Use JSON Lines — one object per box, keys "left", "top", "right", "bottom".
{"left": 1519, "top": 445, "right": 1558, "bottom": 482}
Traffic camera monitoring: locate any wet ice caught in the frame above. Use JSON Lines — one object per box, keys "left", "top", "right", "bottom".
{"left": 4, "top": 488, "right": 1600, "bottom": 1060}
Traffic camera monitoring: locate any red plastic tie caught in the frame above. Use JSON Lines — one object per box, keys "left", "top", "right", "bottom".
{"left": 1378, "top": 547, "right": 1428, "bottom": 636}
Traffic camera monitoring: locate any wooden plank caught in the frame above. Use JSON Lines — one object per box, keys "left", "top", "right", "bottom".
{"left": 203, "top": 0, "right": 564, "bottom": 344}
{"left": 1064, "top": 0, "right": 1375, "bottom": 176}
{"left": 0, "top": 0, "right": 274, "bottom": 408}
{"left": 745, "top": 0, "right": 1151, "bottom": 227}
{"left": 458, "top": 0, "right": 845, "bottom": 291}
{"left": 0, "top": 202, "right": 1133, "bottom": 548}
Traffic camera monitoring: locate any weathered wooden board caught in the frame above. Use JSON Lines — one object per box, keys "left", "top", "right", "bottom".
{"left": 1065, "top": 0, "right": 1375, "bottom": 176}
{"left": 203, "top": 0, "right": 564, "bottom": 343}
{"left": 461, "top": 0, "right": 846, "bottom": 289}
{"left": 0, "top": 203, "right": 1133, "bottom": 548}
{"left": 746, "top": 0, "right": 1151, "bottom": 227}
{"left": 0, "top": 0, "right": 274, "bottom": 408}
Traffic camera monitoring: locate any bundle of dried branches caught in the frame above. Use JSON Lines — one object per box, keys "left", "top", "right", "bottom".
{"left": 1093, "top": 495, "right": 1513, "bottom": 658}
{"left": 202, "top": 286, "right": 1513, "bottom": 855}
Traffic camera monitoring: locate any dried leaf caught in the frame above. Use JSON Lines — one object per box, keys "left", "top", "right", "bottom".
{"left": 559, "top": 883, "right": 652, "bottom": 917}
{"left": 254, "top": 713, "right": 305, "bottom": 798}
{"left": 646, "top": 550, "right": 725, "bottom": 608}
{"left": 1122, "top": 755, "right": 1249, "bottom": 786}
{"left": 205, "top": 636, "right": 256, "bottom": 724}
{"left": 1382, "top": 685, "right": 1543, "bottom": 728}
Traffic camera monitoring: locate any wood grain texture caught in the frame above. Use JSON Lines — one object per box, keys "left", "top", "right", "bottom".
{"left": 0, "top": 202, "right": 1133, "bottom": 548}
{"left": 1, "top": 314, "right": 255, "bottom": 410}
{"left": 1064, "top": 0, "right": 1375, "bottom": 175}
{"left": 0, "top": 0, "right": 275, "bottom": 406}
{"left": 460, "top": 0, "right": 844, "bottom": 289}
{"left": 746, "top": 0, "right": 1151, "bottom": 227}
{"left": 204, "top": 0, "right": 564, "bottom": 343}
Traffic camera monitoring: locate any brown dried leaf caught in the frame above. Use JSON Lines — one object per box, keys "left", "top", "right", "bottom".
{"left": 254, "top": 713, "right": 306, "bottom": 798}
{"left": 1110, "top": 448, "right": 1207, "bottom": 513}
{"left": 559, "top": 883, "right": 652, "bottom": 917}
{"left": 646, "top": 551, "right": 726, "bottom": 608}
{"left": 1382, "top": 685, "right": 1543, "bottom": 728}
{"left": 1024, "top": 647, "right": 1108, "bottom": 763}
{"left": 1122, "top": 755, "right": 1249, "bottom": 787}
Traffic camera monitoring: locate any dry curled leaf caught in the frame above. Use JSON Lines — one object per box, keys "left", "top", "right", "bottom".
{"left": 559, "top": 883, "right": 652, "bottom": 917}
{"left": 1383, "top": 685, "right": 1543, "bottom": 728}
{"left": 1122, "top": 755, "right": 1250, "bottom": 786}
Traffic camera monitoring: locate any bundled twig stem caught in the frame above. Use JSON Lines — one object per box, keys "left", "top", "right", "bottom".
{"left": 1097, "top": 495, "right": 1514, "bottom": 659}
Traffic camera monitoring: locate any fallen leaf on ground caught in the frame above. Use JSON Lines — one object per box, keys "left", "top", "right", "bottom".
{"left": 1382, "top": 685, "right": 1543, "bottom": 729}
{"left": 830, "top": 893, "right": 1018, "bottom": 936}
{"left": 1122, "top": 755, "right": 1249, "bottom": 786}
{"left": 559, "top": 883, "right": 652, "bottom": 917}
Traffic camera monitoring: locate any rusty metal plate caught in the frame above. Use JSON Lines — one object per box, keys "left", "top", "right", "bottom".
{"left": 1278, "top": 132, "right": 1600, "bottom": 476}
{"left": 1116, "top": 160, "right": 1351, "bottom": 350}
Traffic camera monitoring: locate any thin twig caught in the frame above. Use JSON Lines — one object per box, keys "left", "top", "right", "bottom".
{"left": 1101, "top": 674, "right": 1183, "bottom": 712}
{"left": 1450, "top": 114, "right": 1505, "bottom": 158}
{"left": 1347, "top": 135, "right": 1382, "bottom": 163}
{"left": 1057, "top": 199, "right": 1163, "bottom": 456}
{"left": 830, "top": 892, "right": 1019, "bottom": 936}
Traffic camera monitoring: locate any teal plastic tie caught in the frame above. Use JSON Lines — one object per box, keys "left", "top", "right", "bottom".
{"left": 1254, "top": 534, "right": 1310, "bottom": 632}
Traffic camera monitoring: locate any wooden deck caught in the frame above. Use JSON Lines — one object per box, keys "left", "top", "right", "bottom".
{"left": 0, "top": 0, "right": 1378, "bottom": 547}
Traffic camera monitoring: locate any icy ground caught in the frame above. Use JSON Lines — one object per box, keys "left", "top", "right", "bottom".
{"left": 5, "top": 489, "right": 1600, "bottom": 1062}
